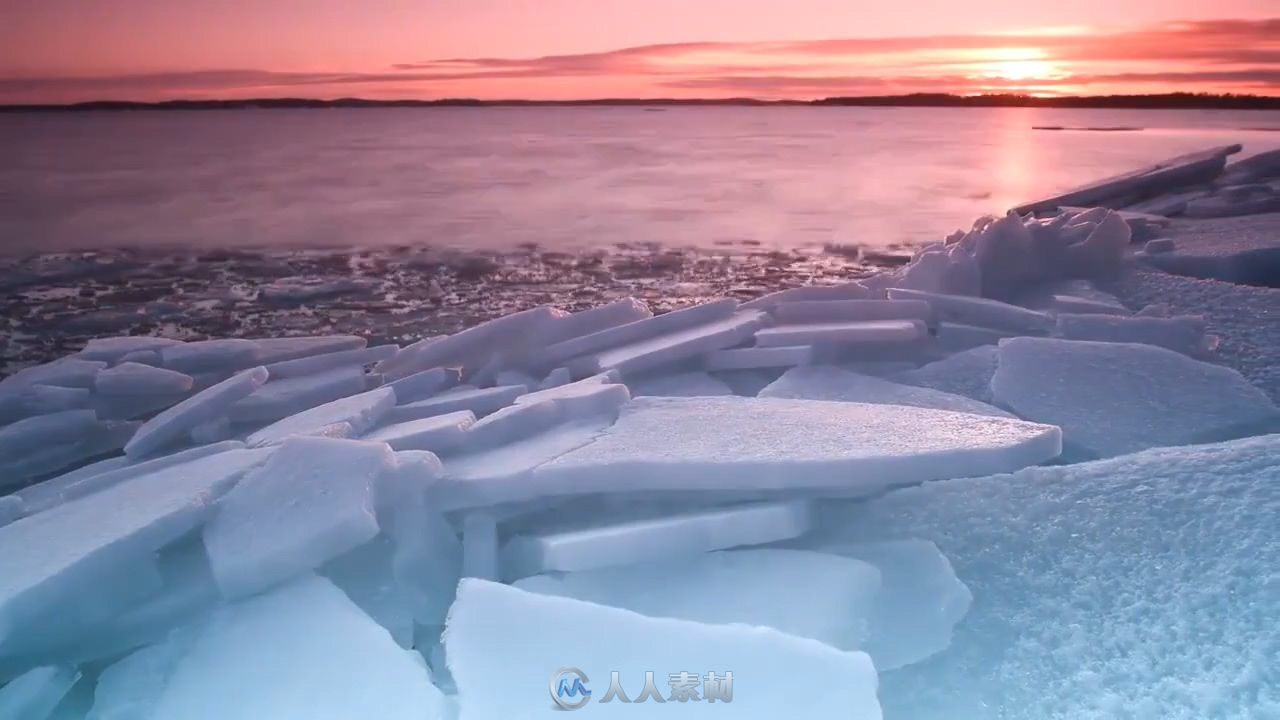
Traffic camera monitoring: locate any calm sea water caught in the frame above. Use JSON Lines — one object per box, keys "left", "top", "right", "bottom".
{"left": 0, "top": 106, "right": 1277, "bottom": 256}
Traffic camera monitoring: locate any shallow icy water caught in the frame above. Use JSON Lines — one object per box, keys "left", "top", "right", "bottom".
{"left": 1, "top": 106, "right": 1277, "bottom": 255}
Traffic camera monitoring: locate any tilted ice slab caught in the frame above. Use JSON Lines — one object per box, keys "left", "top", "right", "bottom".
{"left": 530, "top": 396, "right": 1060, "bottom": 498}
{"left": 228, "top": 365, "right": 373, "bottom": 424}
{"left": 158, "top": 339, "right": 259, "bottom": 375}
{"left": 760, "top": 365, "right": 1013, "bottom": 418}
{"left": 383, "top": 384, "right": 525, "bottom": 426}
{"left": 445, "top": 579, "right": 882, "bottom": 720}
{"left": 702, "top": 345, "right": 813, "bottom": 370}
{"left": 252, "top": 335, "right": 367, "bottom": 365}
{"left": 0, "top": 358, "right": 105, "bottom": 392}
{"left": 566, "top": 310, "right": 766, "bottom": 377}
{"left": 94, "top": 362, "right": 194, "bottom": 396}
{"left": 627, "top": 371, "right": 733, "bottom": 397}
{"left": 514, "top": 548, "right": 880, "bottom": 650}
{"left": 524, "top": 299, "right": 738, "bottom": 373}
{"left": 0, "top": 448, "right": 268, "bottom": 653}
{"left": 148, "top": 575, "right": 448, "bottom": 720}
{"left": 386, "top": 367, "right": 462, "bottom": 405}
{"left": 739, "top": 282, "right": 871, "bottom": 310}
{"left": 538, "top": 297, "right": 654, "bottom": 347}
{"left": 992, "top": 337, "right": 1279, "bottom": 458}
{"left": 262, "top": 344, "right": 397, "bottom": 379}
{"left": 378, "top": 306, "right": 562, "bottom": 380}
{"left": 891, "top": 345, "right": 998, "bottom": 404}
{"left": 456, "top": 379, "right": 631, "bottom": 453}
{"left": 124, "top": 367, "right": 268, "bottom": 458}
{"left": 1054, "top": 313, "right": 1211, "bottom": 357}
{"left": 0, "top": 410, "right": 101, "bottom": 460}
{"left": 76, "top": 336, "right": 183, "bottom": 364}
{"left": 771, "top": 299, "right": 933, "bottom": 324}
{"left": 0, "top": 418, "right": 138, "bottom": 488}
{"left": 362, "top": 411, "right": 476, "bottom": 452}
{"left": 203, "top": 437, "right": 392, "bottom": 600}
{"left": 755, "top": 318, "right": 926, "bottom": 348}
{"left": 378, "top": 452, "right": 460, "bottom": 626}
{"left": 817, "top": 434, "right": 1280, "bottom": 720}
{"left": 887, "top": 288, "right": 1054, "bottom": 335}
{"left": 0, "top": 665, "right": 80, "bottom": 720}
{"left": 501, "top": 501, "right": 813, "bottom": 580}
{"left": 0, "top": 384, "right": 91, "bottom": 425}
{"left": 245, "top": 386, "right": 395, "bottom": 447}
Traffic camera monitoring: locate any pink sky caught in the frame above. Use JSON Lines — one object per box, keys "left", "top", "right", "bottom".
{"left": 1, "top": 1, "right": 1277, "bottom": 102}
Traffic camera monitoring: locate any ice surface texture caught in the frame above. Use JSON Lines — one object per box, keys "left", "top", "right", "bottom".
{"left": 760, "top": 365, "right": 1013, "bottom": 418}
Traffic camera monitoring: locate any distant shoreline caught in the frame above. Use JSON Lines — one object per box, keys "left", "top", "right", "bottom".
{"left": 3, "top": 92, "right": 1280, "bottom": 112}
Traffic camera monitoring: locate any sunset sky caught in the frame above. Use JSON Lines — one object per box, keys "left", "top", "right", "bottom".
{"left": 1, "top": 1, "right": 1278, "bottom": 103}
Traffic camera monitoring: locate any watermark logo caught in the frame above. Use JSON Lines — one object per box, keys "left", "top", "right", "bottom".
{"left": 550, "top": 667, "right": 592, "bottom": 710}
{"left": 549, "top": 669, "right": 733, "bottom": 710}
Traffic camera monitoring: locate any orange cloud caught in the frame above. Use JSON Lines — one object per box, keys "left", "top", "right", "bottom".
{"left": 2, "top": 17, "right": 1277, "bottom": 102}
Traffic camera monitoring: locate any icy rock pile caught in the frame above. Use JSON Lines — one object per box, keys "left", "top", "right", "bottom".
{"left": 1, "top": 151, "right": 1279, "bottom": 716}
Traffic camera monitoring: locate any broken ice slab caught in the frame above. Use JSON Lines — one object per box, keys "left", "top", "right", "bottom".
{"left": 203, "top": 437, "right": 392, "bottom": 599}
{"left": 1218, "top": 147, "right": 1280, "bottom": 185}
{"left": 91, "top": 390, "right": 188, "bottom": 422}
{"left": 539, "top": 297, "right": 653, "bottom": 346}
{"left": 189, "top": 417, "right": 232, "bottom": 444}
{"left": 566, "top": 309, "right": 767, "bottom": 377}
{"left": 703, "top": 345, "right": 813, "bottom": 370}
{"left": 515, "top": 548, "right": 879, "bottom": 648}
{"left": 934, "top": 321, "right": 1019, "bottom": 353}
{"left": 627, "top": 371, "right": 733, "bottom": 397}
{"left": 992, "top": 337, "right": 1279, "bottom": 459}
{"left": 147, "top": 575, "right": 448, "bottom": 720}
{"left": 0, "top": 665, "right": 80, "bottom": 720}
{"left": 1059, "top": 205, "right": 1168, "bottom": 240}
{"left": 815, "top": 539, "right": 973, "bottom": 671}
{"left": 251, "top": 335, "right": 367, "bottom": 365}
{"left": 262, "top": 344, "right": 397, "bottom": 379}
{"left": 887, "top": 287, "right": 1055, "bottom": 335}
{"left": 458, "top": 381, "right": 631, "bottom": 451}
{"left": 320, "top": 536, "right": 416, "bottom": 649}
{"left": 759, "top": 365, "right": 1013, "bottom": 419}
{"left": 445, "top": 579, "right": 882, "bottom": 720}
{"left": 1055, "top": 313, "right": 1210, "bottom": 356}
{"left": 0, "top": 419, "right": 139, "bottom": 488}
{"left": 0, "top": 497, "right": 22, "bottom": 529}
{"left": 76, "top": 336, "right": 183, "bottom": 364}
{"left": 0, "top": 359, "right": 105, "bottom": 393}
{"left": 529, "top": 396, "right": 1061, "bottom": 500}
{"left": 18, "top": 441, "right": 250, "bottom": 516}
{"left": 94, "top": 362, "right": 194, "bottom": 396}
{"left": 755, "top": 318, "right": 926, "bottom": 348}
{"left": 362, "top": 411, "right": 476, "bottom": 452}
{"left": 1184, "top": 189, "right": 1280, "bottom": 218}
{"left": 377, "top": 306, "right": 563, "bottom": 381}
{"left": 124, "top": 367, "right": 268, "bottom": 459}
{"left": 1011, "top": 144, "right": 1241, "bottom": 215}
{"left": 771, "top": 299, "right": 933, "bottom": 324}
{"left": 0, "top": 410, "right": 101, "bottom": 461}
{"left": 386, "top": 367, "right": 462, "bottom": 405}
{"left": 228, "top": 365, "right": 372, "bottom": 424}
{"left": 1048, "top": 294, "right": 1129, "bottom": 316}
{"left": 0, "top": 448, "right": 268, "bottom": 653}
{"left": 501, "top": 501, "right": 813, "bottom": 580}
{"left": 0, "top": 384, "right": 91, "bottom": 424}
{"left": 245, "top": 386, "right": 395, "bottom": 447}
{"left": 86, "top": 627, "right": 196, "bottom": 720}
{"left": 740, "top": 282, "right": 872, "bottom": 310}
{"left": 382, "top": 385, "right": 524, "bottom": 425}
{"left": 891, "top": 345, "right": 998, "bottom": 403}
{"left": 158, "top": 339, "right": 259, "bottom": 375}
{"left": 377, "top": 454, "right": 460, "bottom": 626}
{"left": 523, "top": 298, "right": 739, "bottom": 373}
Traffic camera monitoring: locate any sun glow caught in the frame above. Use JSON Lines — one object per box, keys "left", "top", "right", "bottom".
{"left": 986, "top": 59, "right": 1058, "bottom": 81}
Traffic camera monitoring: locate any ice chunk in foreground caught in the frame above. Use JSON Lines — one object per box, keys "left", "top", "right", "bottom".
{"left": 378, "top": 454, "right": 460, "bottom": 626}
{"left": 891, "top": 345, "right": 998, "bottom": 403}
{"left": 245, "top": 386, "right": 395, "bottom": 447}
{"left": 0, "top": 448, "right": 267, "bottom": 652}
{"left": 150, "top": 575, "right": 448, "bottom": 720}
{"left": 532, "top": 396, "right": 1060, "bottom": 498}
{"left": 228, "top": 365, "right": 371, "bottom": 423}
{"left": 501, "top": 501, "right": 814, "bottom": 580}
{"left": 816, "top": 540, "right": 972, "bottom": 671}
{"left": 761, "top": 365, "right": 1013, "bottom": 418}
{"left": 124, "top": 367, "right": 268, "bottom": 458}
{"left": 0, "top": 665, "right": 80, "bottom": 720}
{"left": 203, "top": 437, "right": 391, "bottom": 599}
{"left": 362, "top": 411, "right": 475, "bottom": 452}
{"left": 94, "top": 362, "right": 193, "bottom": 396}
{"left": 158, "top": 339, "right": 258, "bottom": 374}
{"left": 446, "top": 579, "right": 882, "bottom": 719}
{"left": 818, "top": 434, "right": 1280, "bottom": 720}
{"left": 515, "top": 548, "right": 880, "bottom": 649}
{"left": 992, "top": 337, "right": 1279, "bottom": 458}
{"left": 627, "top": 371, "right": 732, "bottom": 397}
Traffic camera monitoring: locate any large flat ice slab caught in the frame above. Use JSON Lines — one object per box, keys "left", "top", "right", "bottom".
{"left": 817, "top": 434, "right": 1280, "bottom": 719}
{"left": 125, "top": 367, "right": 268, "bottom": 458}
{"left": 891, "top": 346, "right": 998, "bottom": 403}
{"left": 149, "top": 575, "right": 448, "bottom": 720}
{"left": 514, "top": 548, "right": 879, "bottom": 649}
{"left": 991, "top": 337, "right": 1278, "bottom": 458}
{"left": 0, "top": 448, "right": 267, "bottom": 651}
{"left": 245, "top": 386, "right": 395, "bottom": 447}
{"left": 501, "top": 501, "right": 813, "bottom": 580}
{"left": 445, "top": 579, "right": 882, "bottom": 719}
{"left": 760, "top": 365, "right": 1013, "bottom": 418}
{"left": 203, "top": 438, "right": 391, "bottom": 599}
{"left": 532, "top": 396, "right": 1060, "bottom": 497}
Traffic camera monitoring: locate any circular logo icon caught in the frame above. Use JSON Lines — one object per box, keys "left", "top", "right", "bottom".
{"left": 550, "top": 666, "right": 592, "bottom": 710}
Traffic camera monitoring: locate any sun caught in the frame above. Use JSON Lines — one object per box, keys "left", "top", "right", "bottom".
{"left": 988, "top": 59, "right": 1057, "bottom": 81}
